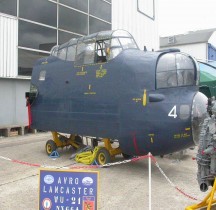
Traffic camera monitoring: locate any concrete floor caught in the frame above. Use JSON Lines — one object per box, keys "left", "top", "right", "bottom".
{"left": 0, "top": 133, "right": 213, "bottom": 210}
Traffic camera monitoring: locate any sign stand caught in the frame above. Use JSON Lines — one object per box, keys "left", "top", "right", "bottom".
{"left": 49, "top": 151, "right": 60, "bottom": 158}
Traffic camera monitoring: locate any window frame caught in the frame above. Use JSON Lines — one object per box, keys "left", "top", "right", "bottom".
{"left": 75, "top": 39, "right": 96, "bottom": 66}
{"left": 66, "top": 44, "right": 77, "bottom": 61}
{"left": 74, "top": 30, "right": 139, "bottom": 66}
{"left": 57, "top": 47, "right": 67, "bottom": 60}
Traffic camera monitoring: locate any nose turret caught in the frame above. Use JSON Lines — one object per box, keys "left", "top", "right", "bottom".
{"left": 191, "top": 92, "right": 208, "bottom": 145}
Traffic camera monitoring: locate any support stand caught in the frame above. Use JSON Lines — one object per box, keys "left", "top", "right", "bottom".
{"left": 49, "top": 151, "right": 60, "bottom": 158}
{"left": 186, "top": 178, "right": 216, "bottom": 210}
{"left": 75, "top": 138, "right": 122, "bottom": 165}
{"left": 148, "top": 152, "right": 152, "bottom": 210}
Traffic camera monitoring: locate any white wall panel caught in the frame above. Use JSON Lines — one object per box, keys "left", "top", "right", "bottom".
{"left": 0, "top": 78, "right": 29, "bottom": 126}
{"left": 112, "top": 0, "right": 159, "bottom": 50}
{"left": 160, "top": 43, "right": 207, "bottom": 61}
{"left": 0, "top": 14, "right": 18, "bottom": 77}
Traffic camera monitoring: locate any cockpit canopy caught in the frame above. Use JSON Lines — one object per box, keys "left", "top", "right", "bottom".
{"left": 50, "top": 30, "right": 138, "bottom": 66}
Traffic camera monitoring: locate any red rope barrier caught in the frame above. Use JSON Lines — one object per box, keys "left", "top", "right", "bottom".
{"left": 1, "top": 154, "right": 199, "bottom": 201}
{"left": 12, "top": 159, "right": 41, "bottom": 167}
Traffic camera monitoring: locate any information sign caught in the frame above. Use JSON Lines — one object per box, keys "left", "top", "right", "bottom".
{"left": 39, "top": 169, "right": 99, "bottom": 210}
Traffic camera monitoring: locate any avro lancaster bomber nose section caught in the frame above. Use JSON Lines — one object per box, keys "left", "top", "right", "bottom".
{"left": 26, "top": 29, "right": 209, "bottom": 165}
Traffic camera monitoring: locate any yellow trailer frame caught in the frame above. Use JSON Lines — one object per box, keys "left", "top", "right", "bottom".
{"left": 75, "top": 138, "right": 122, "bottom": 165}
{"left": 45, "top": 132, "right": 122, "bottom": 165}
{"left": 45, "top": 131, "right": 80, "bottom": 155}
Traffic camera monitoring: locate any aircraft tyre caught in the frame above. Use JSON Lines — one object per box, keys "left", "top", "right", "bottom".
{"left": 96, "top": 148, "right": 111, "bottom": 165}
{"left": 46, "top": 140, "right": 57, "bottom": 155}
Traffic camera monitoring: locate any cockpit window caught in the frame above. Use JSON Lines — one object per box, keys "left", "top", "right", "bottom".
{"left": 111, "top": 38, "right": 121, "bottom": 47}
{"left": 112, "top": 30, "right": 132, "bottom": 37}
{"left": 50, "top": 45, "right": 59, "bottom": 56}
{"left": 75, "top": 39, "right": 111, "bottom": 66}
{"left": 106, "top": 38, "right": 122, "bottom": 60}
{"left": 75, "top": 40, "right": 95, "bottom": 66}
{"left": 74, "top": 30, "right": 139, "bottom": 66}
{"left": 119, "top": 38, "right": 137, "bottom": 49}
{"left": 84, "top": 42, "right": 95, "bottom": 64}
{"left": 157, "top": 54, "right": 176, "bottom": 72}
{"left": 107, "top": 38, "right": 137, "bottom": 59}
{"left": 156, "top": 53, "right": 195, "bottom": 89}
{"left": 95, "top": 40, "right": 107, "bottom": 63}
{"left": 39, "top": 70, "right": 46, "bottom": 81}
{"left": 109, "top": 48, "right": 122, "bottom": 60}
{"left": 57, "top": 47, "right": 67, "bottom": 60}
{"left": 66, "top": 45, "right": 76, "bottom": 61}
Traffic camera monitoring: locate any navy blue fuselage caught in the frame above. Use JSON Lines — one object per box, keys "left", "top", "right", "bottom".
{"left": 30, "top": 48, "right": 207, "bottom": 156}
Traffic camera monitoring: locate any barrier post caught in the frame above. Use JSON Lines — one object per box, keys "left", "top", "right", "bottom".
{"left": 148, "top": 152, "right": 152, "bottom": 210}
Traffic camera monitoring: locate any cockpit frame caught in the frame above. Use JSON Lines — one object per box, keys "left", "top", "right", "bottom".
{"left": 50, "top": 30, "right": 139, "bottom": 67}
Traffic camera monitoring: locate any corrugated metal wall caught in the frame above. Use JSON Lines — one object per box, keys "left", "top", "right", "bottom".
{"left": 0, "top": 14, "right": 18, "bottom": 77}
{"left": 112, "top": 0, "right": 159, "bottom": 50}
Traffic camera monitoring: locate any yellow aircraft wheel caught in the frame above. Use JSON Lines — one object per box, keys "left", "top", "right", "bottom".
{"left": 96, "top": 148, "right": 111, "bottom": 165}
{"left": 46, "top": 140, "right": 57, "bottom": 155}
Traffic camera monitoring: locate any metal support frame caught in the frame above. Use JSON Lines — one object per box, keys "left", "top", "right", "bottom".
{"left": 75, "top": 138, "right": 122, "bottom": 165}
{"left": 186, "top": 178, "right": 216, "bottom": 210}
{"left": 51, "top": 131, "right": 79, "bottom": 149}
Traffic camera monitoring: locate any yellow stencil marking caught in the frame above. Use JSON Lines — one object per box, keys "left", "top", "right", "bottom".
{"left": 84, "top": 92, "right": 96, "bottom": 95}
{"left": 174, "top": 133, "right": 191, "bottom": 139}
{"left": 181, "top": 133, "right": 190, "bottom": 138}
{"left": 76, "top": 66, "right": 87, "bottom": 76}
{"left": 143, "top": 89, "right": 147, "bottom": 106}
{"left": 96, "top": 65, "right": 107, "bottom": 78}
{"left": 41, "top": 61, "right": 48, "bottom": 65}
{"left": 150, "top": 137, "right": 154, "bottom": 143}
{"left": 148, "top": 134, "right": 155, "bottom": 143}
{"left": 84, "top": 84, "right": 96, "bottom": 95}
{"left": 132, "top": 98, "right": 142, "bottom": 103}
{"left": 174, "top": 134, "right": 181, "bottom": 139}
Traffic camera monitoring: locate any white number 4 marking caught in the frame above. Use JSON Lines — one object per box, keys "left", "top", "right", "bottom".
{"left": 168, "top": 105, "right": 177, "bottom": 118}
